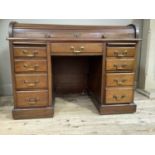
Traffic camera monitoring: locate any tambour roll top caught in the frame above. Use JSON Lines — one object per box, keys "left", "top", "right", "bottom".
{"left": 9, "top": 22, "right": 137, "bottom": 40}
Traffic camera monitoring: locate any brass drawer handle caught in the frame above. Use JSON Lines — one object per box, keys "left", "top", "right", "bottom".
{"left": 114, "top": 50, "right": 128, "bottom": 57}
{"left": 24, "top": 80, "right": 39, "bottom": 87}
{"left": 70, "top": 46, "right": 78, "bottom": 53}
{"left": 113, "top": 64, "right": 128, "bottom": 70}
{"left": 70, "top": 46, "right": 75, "bottom": 50}
{"left": 113, "top": 79, "right": 127, "bottom": 86}
{"left": 80, "top": 46, "right": 84, "bottom": 50}
{"left": 70, "top": 46, "right": 84, "bottom": 54}
{"left": 74, "top": 50, "right": 81, "bottom": 53}
{"left": 22, "top": 50, "right": 38, "bottom": 57}
{"left": 23, "top": 64, "right": 39, "bottom": 71}
{"left": 113, "top": 95, "right": 126, "bottom": 101}
{"left": 25, "top": 98, "right": 40, "bottom": 105}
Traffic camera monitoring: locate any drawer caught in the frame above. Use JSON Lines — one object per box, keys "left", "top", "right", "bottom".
{"left": 106, "top": 73, "right": 135, "bottom": 87}
{"left": 14, "top": 60, "right": 47, "bottom": 73}
{"left": 106, "top": 58, "right": 135, "bottom": 71}
{"left": 16, "top": 90, "right": 48, "bottom": 108}
{"left": 107, "top": 47, "right": 135, "bottom": 57}
{"left": 13, "top": 47, "right": 47, "bottom": 58}
{"left": 15, "top": 74, "right": 48, "bottom": 89}
{"left": 51, "top": 43, "right": 103, "bottom": 54}
{"left": 105, "top": 87, "right": 134, "bottom": 104}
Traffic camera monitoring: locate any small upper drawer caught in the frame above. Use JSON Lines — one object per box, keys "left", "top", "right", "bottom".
{"left": 106, "top": 73, "right": 135, "bottom": 87}
{"left": 16, "top": 90, "right": 48, "bottom": 108}
{"left": 13, "top": 47, "right": 47, "bottom": 58}
{"left": 106, "top": 87, "right": 134, "bottom": 104}
{"left": 106, "top": 58, "right": 135, "bottom": 71}
{"left": 107, "top": 47, "right": 135, "bottom": 57}
{"left": 14, "top": 60, "right": 47, "bottom": 73}
{"left": 15, "top": 74, "right": 48, "bottom": 89}
{"left": 51, "top": 43, "right": 103, "bottom": 55}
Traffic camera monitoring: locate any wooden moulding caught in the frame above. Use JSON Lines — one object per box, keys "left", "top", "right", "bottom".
{"left": 99, "top": 104, "right": 136, "bottom": 115}
{"left": 12, "top": 107, "right": 54, "bottom": 119}
{"left": 7, "top": 37, "right": 141, "bottom": 42}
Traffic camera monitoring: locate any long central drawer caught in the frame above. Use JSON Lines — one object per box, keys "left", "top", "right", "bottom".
{"left": 51, "top": 43, "right": 103, "bottom": 55}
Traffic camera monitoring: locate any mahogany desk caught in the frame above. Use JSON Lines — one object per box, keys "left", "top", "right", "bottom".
{"left": 8, "top": 22, "right": 140, "bottom": 119}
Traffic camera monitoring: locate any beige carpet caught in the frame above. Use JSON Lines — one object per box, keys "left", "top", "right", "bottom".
{"left": 0, "top": 92, "right": 155, "bottom": 135}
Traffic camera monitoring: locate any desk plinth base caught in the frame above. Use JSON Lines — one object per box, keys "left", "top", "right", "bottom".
{"left": 12, "top": 107, "right": 54, "bottom": 119}
{"left": 98, "top": 103, "right": 136, "bottom": 115}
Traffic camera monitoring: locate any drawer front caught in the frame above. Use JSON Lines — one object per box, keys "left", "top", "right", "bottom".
{"left": 106, "top": 88, "right": 133, "bottom": 104}
{"left": 107, "top": 47, "right": 135, "bottom": 57}
{"left": 106, "top": 58, "right": 135, "bottom": 71}
{"left": 13, "top": 47, "right": 47, "bottom": 58}
{"left": 16, "top": 91, "right": 48, "bottom": 108}
{"left": 106, "top": 73, "right": 135, "bottom": 87}
{"left": 51, "top": 43, "right": 103, "bottom": 54}
{"left": 15, "top": 74, "right": 48, "bottom": 89}
{"left": 14, "top": 60, "right": 47, "bottom": 73}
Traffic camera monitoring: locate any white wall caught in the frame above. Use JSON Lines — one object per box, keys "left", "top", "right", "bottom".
{"left": 0, "top": 19, "right": 143, "bottom": 96}
{"left": 136, "top": 19, "right": 155, "bottom": 98}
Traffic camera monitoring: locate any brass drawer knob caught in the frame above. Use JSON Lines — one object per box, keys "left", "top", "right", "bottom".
{"left": 22, "top": 50, "right": 38, "bottom": 57}
{"left": 113, "top": 64, "right": 128, "bottom": 70}
{"left": 70, "top": 46, "right": 84, "bottom": 54}
{"left": 70, "top": 46, "right": 80, "bottom": 53}
{"left": 114, "top": 50, "right": 128, "bottom": 57}
{"left": 80, "top": 46, "right": 84, "bottom": 50}
{"left": 70, "top": 46, "right": 75, "bottom": 50}
{"left": 23, "top": 64, "right": 39, "bottom": 71}
{"left": 113, "top": 95, "right": 126, "bottom": 101}
{"left": 25, "top": 98, "right": 40, "bottom": 105}
{"left": 22, "top": 50, "right": 28, "bottom": 54}
{"left": 24, "top": 80, "right": 39, "bottom": 87}
{"left": 113, "top": 79, "right": 127, "bottom": 86}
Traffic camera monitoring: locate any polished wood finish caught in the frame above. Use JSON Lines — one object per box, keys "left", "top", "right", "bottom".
{"left": 106, "top": 87, "right": 134, "bottom": 104}
{"left": 12, "top": 107, "right": 54, "bottom": 119}
{"left": 11, "top": 23, "right": 137, "bottom": 39}
{"left": 106, "top": 73, "right": 135, "bottom": 87}
{"left": 99, "top": 104, "right": 136, "bottom": 115}
{"left": 14, "top": 59, "right": 47, "bottom": 73}
{"left": 107, "top": 47, "right": 135, "bottom": 57}
{"left": 8, "top": 22, "right": 140, "bottom": 119}
{"left": 51, "top": 43, "right": 103, "bottom": 55}
{"left": 8, "top": 37, "right": 141, "bottom": 42}
{"left": 106, "top": 58, "right": 135, "bottom": 71}
{"left": 13, "top": 47, "right": 47, "bottom": 58}
{"left": 47, "top": 43, "right": 52, "bottom": 107}
{"left": 16, "top": 90, "right": 49, "bottom": 108}
{"left": 15, "top": 74, "right": 48, "bottom": 89}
